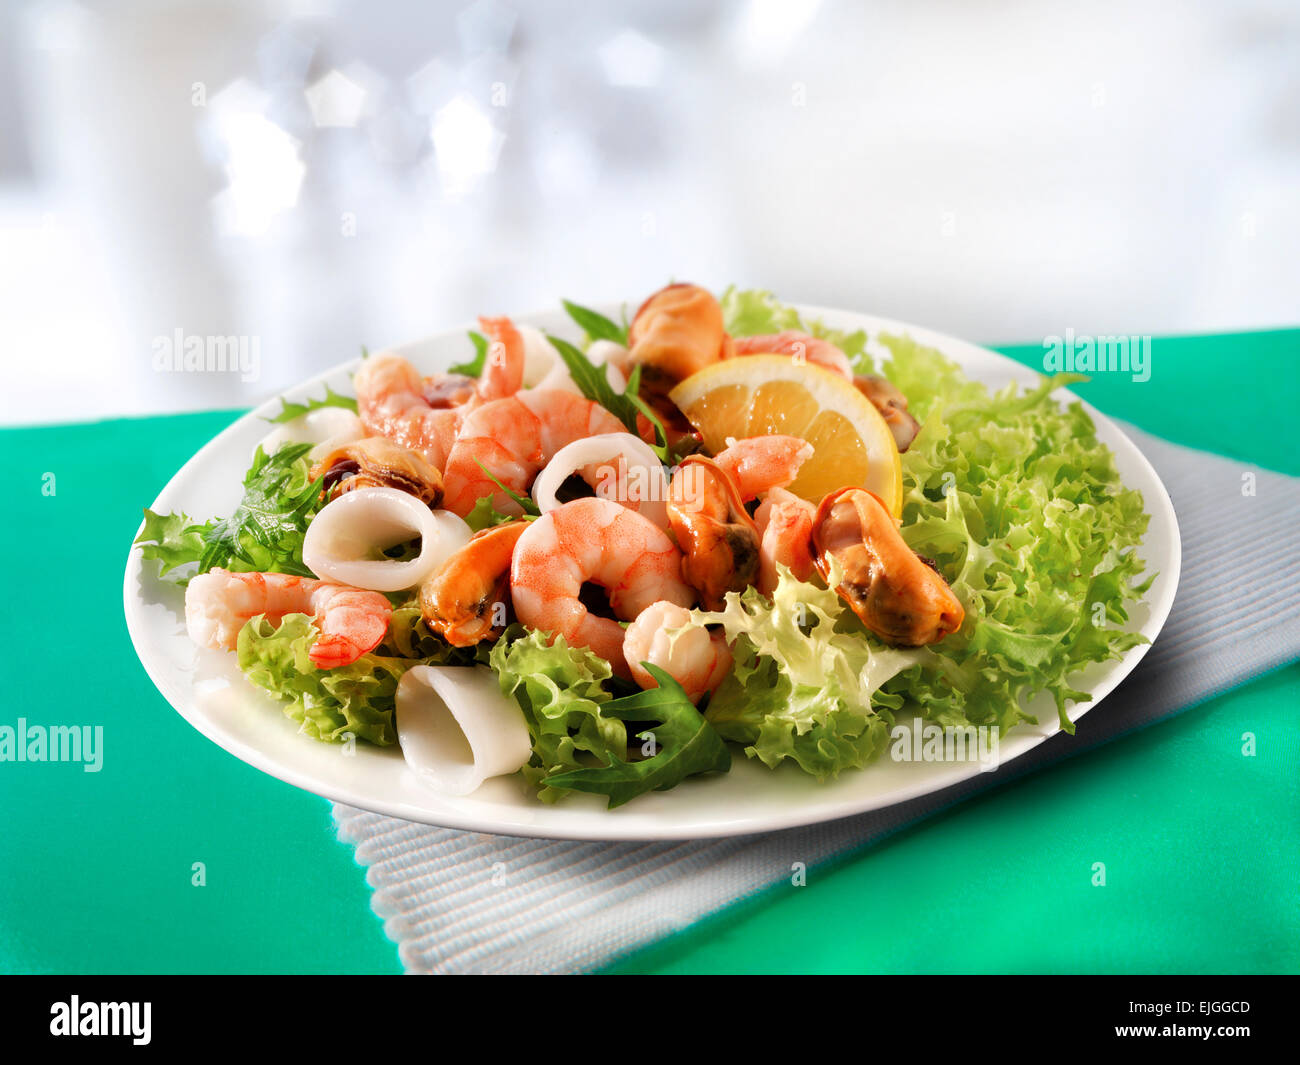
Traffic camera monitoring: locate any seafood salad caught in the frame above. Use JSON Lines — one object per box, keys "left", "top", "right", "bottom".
{"left": 136, "top": 284, "right": 1152, "bottom": 808}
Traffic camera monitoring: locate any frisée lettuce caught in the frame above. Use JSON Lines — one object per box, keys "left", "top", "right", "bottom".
{"left": 696, "top": 567, "right": 920, "bottom": 780}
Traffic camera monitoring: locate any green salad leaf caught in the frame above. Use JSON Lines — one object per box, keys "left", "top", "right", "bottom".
{"left": 472, "top": 459, "right": 541, "bottom": 516}
{"left": 561, "top": 299, "right": 628, "bottom": 346}
{"left": 489, "top": 627, "right": 628, "bottom": 803}
{"left": 719, "top": 285, "right": 867, "bottom": 362}
{"left": 464, "top": 494, "right": 526, "bottom": 532}
{"left": 264, "top": 385, "right": 357, "bottom": 424}
{"left": 449, "top": 330, "right": 489, "bottom": 376}
{"left": 237, "top": 614, "right": 404, "bottom": 745}
{"left": 543, "top": 665, "right": 732, "bottom": 807}
{"left": 134, "top": 509, "right": 210, "bottom": 581}
{"left": 198, "top": 443, "right": 323, "bottom": 576}
{"left": 719, "top": 286, "right": 803, "bottom": 337}
{"left": 876, "top": 341, "right": 1152, "bottom": 733}
{"left": 695, "top": 567, "right": 918, "bottom": 780}
{"left": 546, "top": 334, "right": 671, "bottom": 460}
{"left": 135, "top": 443, "right": 324, "bottom": 583}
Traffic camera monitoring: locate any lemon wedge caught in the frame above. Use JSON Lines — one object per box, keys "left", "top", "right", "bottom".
{"left": 668, "top": 355, "right": 904, "bottom": 515}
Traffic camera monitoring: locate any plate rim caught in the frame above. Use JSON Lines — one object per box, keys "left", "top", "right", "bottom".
{"left": 123, "top": 303, "right": 1182, "bottom": 841}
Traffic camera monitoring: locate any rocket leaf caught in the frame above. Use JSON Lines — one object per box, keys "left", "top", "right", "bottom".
{"left": 264, "top": 385, "right": 357, "bottom": 424}
{"left": 546, "top": 334, "right": 671, "bottom": 461}
{"left": 543, "top": 665, "right": 731, "bottom": 808}
{"left": 561, "top": 299, "right": 628, "bottom": 346}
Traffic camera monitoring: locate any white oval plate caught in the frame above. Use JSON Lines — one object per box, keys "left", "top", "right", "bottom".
{"left": 124, "top": 304, "right": 1180, "bottom": 841}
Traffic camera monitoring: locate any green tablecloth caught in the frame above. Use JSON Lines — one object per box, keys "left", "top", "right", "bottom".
{"left": 2, "top": 329, "right": 1296, "bottom": 974}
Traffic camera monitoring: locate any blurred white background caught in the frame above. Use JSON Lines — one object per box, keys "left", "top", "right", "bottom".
{"left": 1, "top": 0, "right": 1297, "bottom": 424}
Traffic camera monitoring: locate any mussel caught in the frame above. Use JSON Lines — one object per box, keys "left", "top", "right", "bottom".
{"left": 666, "top": 455, "right": 760, "bottom": 611}
{"left": 812, "top": 486, "right": 964, "bottom": 646}
{"left": 853, "top": 375, "right": 921, "bottom": 453}
{"left": 626, "top": 283, "right": 732, "bottom": 399}
{"left": 311, "top": 436, "right": 444, "bottom": 508}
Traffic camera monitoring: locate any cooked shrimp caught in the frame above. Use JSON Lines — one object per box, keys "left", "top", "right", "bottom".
{"left": 696, "top": 435, "right": 816, "bottom": 599}
{"left": 510, "top": 498, "right": 693, "bottom": 677}
{"left": 812, "top": 487, "right": 964, "bottom": 646}
{"left": 440, "top": 389, "right": 627, "bottom": 517}
{"left": 626, "top": 283, "right": 732, "bottom": 396}
{"left": 354, "top": 351, "right": 464, "bottom": 470}
{"left": 184, "top": 569, "right": 391, "bottom": 668}
{"left": 419, "top": 521, "right": 529, "bottom": 647}
{"left": 475, "top": 315, "right": 526, "bottom": 402}
{"left": 354, "top": 321, "right": 525, "bottom": 469}
{"left": 712, "top": 434, "right": 813, "bottom": 502}
{"left": 667, "top": 456, "right": 760, "bottom": 610}
{"left": 754, "top": 486, "right": 817, "bottom": 596}
{"left": 623, "top": 600, "right": 732, "bottom": 705}
{"left": 732, "top": 331, "right": 853, "bottom": 380}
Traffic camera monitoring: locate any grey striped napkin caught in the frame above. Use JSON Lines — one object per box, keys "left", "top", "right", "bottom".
{"left": 334, "top": 425, "right": 1300, "bottom": 973}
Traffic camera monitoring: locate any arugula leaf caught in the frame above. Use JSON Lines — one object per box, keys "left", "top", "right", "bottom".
{"left": 546, "top": 334, "right": 671, "bottom": 461}
{"left": 197, "top": 444, "right": 323, "bottom": 575}
{"left": 543, "top": 665, "right": 732, "bottom": 808}
{"left": 464, "top": 495, "right": 520, "bottom": 532}
{"left": 471, "top": 459, "right": 541, "bottom": 516}
{"left": 561, "top": 299, "right": 628, "bottom": 346}
{"left": 136, "top": 445, "right": 323, "bottom": 582}
{"left": 264, "top": 385, "right": 358, "bottom": 424}
{"left": 448, "top": 330, "right": 489, "bottom": 376}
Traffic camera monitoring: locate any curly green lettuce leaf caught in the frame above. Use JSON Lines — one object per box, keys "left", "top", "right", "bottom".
{"left": 134, "top": 508, "right": 210, "bottom": 580}
{"left": 236, "top": 613, "right": 404, "bottom": 746}
{"left": 696, "top": 568, "right": 919, "bottom": 780}
{"left": 714, "top": 291, "right": 1153, "bottom": 743}
{"left": 882, "top": 360, "right": 1152, "bottom": 732}
{"left": 543, "top": 665, "right": 731, "bottom": 808}
{"left": 709, "top": 638, "right": 899, "bottom": 781}
{"left": 383, "top": 597, "right": 494, "bottom": 667}
{"left": 719, "top": 285, "right": 867, "bottom": 365}
{"left": 719, "top": 287, "right": 803, "bottom": 337}
{"left": 868, "top": 333, "right": 1151, "bottom": 733}
{"left": 489, "top": 626, "right": 627, "bottom": 803}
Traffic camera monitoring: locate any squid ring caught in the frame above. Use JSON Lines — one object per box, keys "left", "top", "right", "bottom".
{"left": 303, "top": 486, "right": 471, "bottom": 592}
{"left": 396, "top": 665, "right": 532, "bottom": 796}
